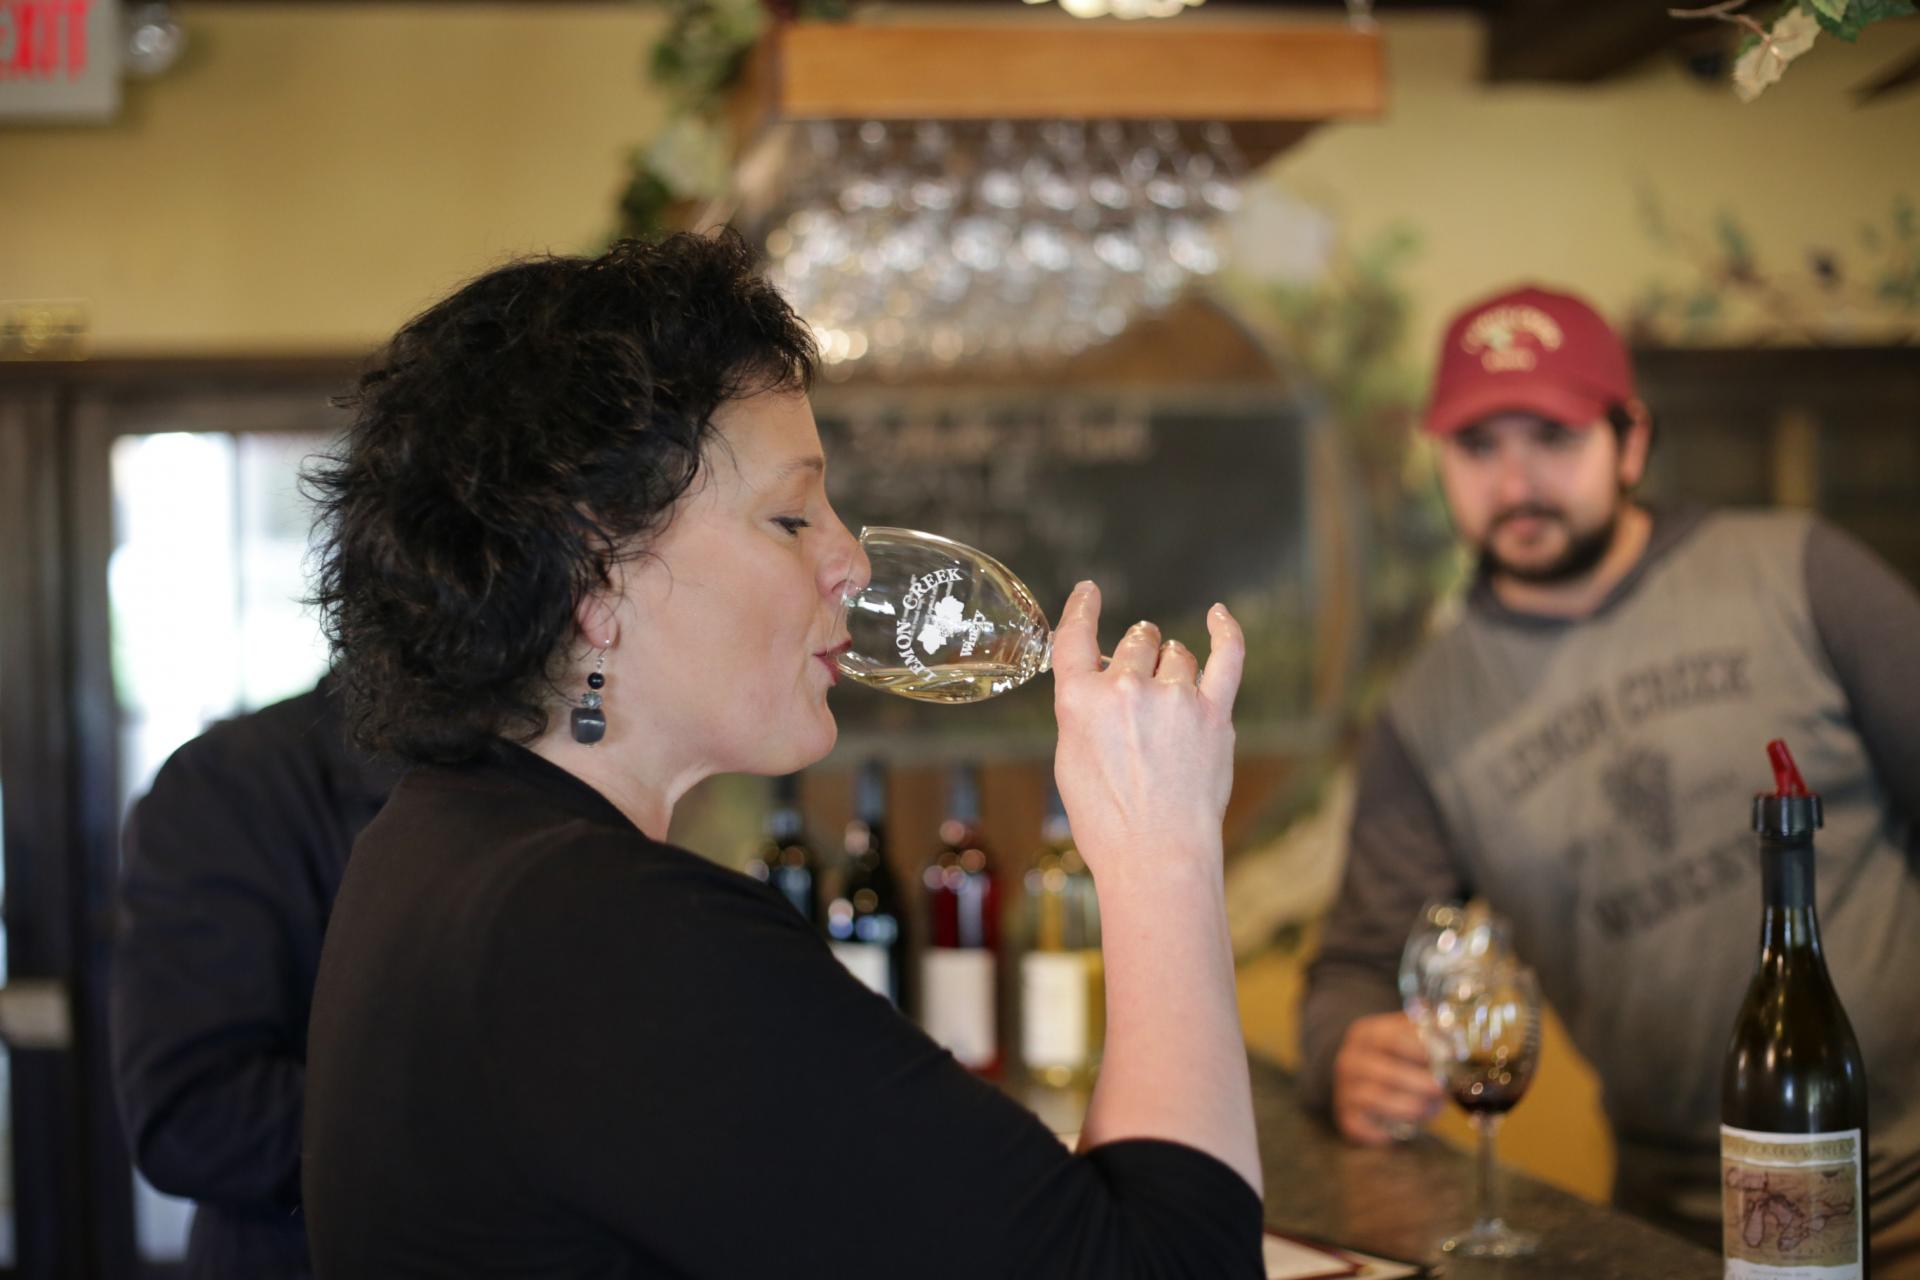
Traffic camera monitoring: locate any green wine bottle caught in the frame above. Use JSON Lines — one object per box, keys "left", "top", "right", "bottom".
{"left": 1721, "top": 740, "right": 1869, "bottom": 1278}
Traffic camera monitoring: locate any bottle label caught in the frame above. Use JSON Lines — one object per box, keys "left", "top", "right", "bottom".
{"left": 922, "top": 948, "right": 996, "bottom": 1069}
{"left": 1021, "top": 951, "right": 1091, "bottom": 1070}
{"left": 830, "top": 941, "right": 893, "bottom": 1005}
{"left": 1721, "top": 1125, "right": 1863, "bottom": 1279}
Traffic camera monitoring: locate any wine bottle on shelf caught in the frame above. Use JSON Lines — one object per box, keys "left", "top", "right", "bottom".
{"left": 825, "top": 760, "right": 908, "bottom": 1011}
{"left": 920, "top": 764, "right": 1001, "bottom": 1076}
{"left": 1019, "top": 787, "right": 1104, "bottom": 1089}
{"left": 745, "top": 774, "right": 819, "bottom": 925}
{"left": 1721, "top": 739, "right": 1870, "bottom": 1279}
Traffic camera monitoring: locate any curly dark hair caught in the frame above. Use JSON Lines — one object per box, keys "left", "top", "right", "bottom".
{"left": 305, "top": 230, "right": 817, "bottom": 764}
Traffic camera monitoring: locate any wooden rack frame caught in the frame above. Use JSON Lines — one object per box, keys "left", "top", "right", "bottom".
{"left": 726, "top": 19, "right": 1386, "bottom": 168}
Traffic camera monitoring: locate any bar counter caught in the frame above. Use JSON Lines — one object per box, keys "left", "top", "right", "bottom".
{"left": 1245, "top": 1055, "right": 1720, "bottom": 1278}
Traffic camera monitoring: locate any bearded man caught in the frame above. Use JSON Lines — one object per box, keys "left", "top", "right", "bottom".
{"left": 1298, "top": 284, "right": 1920, "bottom": 1274}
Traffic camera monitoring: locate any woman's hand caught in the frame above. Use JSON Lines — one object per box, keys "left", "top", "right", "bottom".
{"left": 1055, "top": 581, "right": 1263, "bottom": 1198}
{"left": 1050, "top": 580, "right": 1245, "bottom": 881}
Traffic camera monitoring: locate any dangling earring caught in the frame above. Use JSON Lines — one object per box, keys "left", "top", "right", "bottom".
{"left": 571, "top": 647, "right": 608, "bottom": 745}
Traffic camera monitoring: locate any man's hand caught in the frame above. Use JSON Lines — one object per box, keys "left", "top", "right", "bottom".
{"left": 1331, "top": 1012, "right": 1445, "bottom": 1145}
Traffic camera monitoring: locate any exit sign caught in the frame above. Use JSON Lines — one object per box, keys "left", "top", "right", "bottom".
{"left": 0, "top": 0, "right": 121, "bottom": 121}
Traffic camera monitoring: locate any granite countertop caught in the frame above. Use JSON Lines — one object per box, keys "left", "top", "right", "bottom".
{"left": 1248, "top": 1056, "right": 1721, "bottom": 1278}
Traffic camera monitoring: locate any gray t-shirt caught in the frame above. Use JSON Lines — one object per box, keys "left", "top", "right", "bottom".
{"left": 1300, "top": 506, "right": 1920, "bottom": 1247}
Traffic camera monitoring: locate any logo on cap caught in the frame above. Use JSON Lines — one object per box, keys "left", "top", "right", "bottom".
{"left": 1461, "top": 305, "right": 1564, "bottom": 374}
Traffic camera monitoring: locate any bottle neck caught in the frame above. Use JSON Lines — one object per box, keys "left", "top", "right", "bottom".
{"left": 946, "top": 767, "right": 981, "bottom": 826}
{"left": 855, "top": 763, "right": 887, "bottom": 827}
{"left": 767, "top": 807, "right": 804, "bottom": 844}
{"left": 1757, "top": 837, "right": 1823, "bottom": 956}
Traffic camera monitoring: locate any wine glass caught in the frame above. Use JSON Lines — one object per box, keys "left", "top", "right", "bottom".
{"left": 1386, "top": 898, "right": 1466, "bottom": 1142}
{"left": 1424, "top": 958, "right": 1543, "bottom": 1259}
{"left": 836, "top": 527, "right": 1055, "bottom": 703}
{"left": 1399, "top": 899, "right": 1510, "bottom": 1032}
{"left": 1387, "top": 900, "right": 1508, "bottom": 1141}
{"left": 1398, "top": 899, "right": 1467, "bottom": 1031}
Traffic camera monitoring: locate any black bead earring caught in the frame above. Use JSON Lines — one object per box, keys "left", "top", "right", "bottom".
{"left": 571, "top": 648, "right": 608, "bottom": 745}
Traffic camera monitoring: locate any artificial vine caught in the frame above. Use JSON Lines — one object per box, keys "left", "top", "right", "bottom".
{"left": 616, "top": 0, "right": 844, "bottom": 240}
{"left": 1670, "top": 0, "right": 1917, "bottom": 100}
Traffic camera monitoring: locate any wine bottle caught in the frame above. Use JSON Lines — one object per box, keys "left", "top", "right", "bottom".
{"left": 1019, "top": 787, "right": 1105, "bottom": 1089}
{"left": 746, "top": 774, "right": 819, "bottom": 924}
{"left": 826, "top": 760, "right": 908, "bottom": 1010}
{"left": 920, "top": 764, "right": 1001, "bottom": 1076}
{"left": 1721, "top": 740, "right": 1870, "bottom": 1279}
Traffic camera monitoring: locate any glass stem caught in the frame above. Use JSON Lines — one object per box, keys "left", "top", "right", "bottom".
{"left": 1475, "top": 1112, "right": 1501, "bottom": 1230}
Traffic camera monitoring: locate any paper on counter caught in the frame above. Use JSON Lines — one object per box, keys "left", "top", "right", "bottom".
{"left": 1263, "top": 1233, "right": 1425, "bottom": 1279}
{"left": 1261, "top": 1231, "right": 1359, "bottom": 1278}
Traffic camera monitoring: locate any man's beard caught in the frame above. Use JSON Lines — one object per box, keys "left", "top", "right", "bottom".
{"left": 1477, "top": 502, "right": 1620, "bottom": 585}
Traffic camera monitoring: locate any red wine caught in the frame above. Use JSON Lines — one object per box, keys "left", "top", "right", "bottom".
{"left": 1721, "top": 741, "right": 1869, "bottom": 1279}
{"left": 1445, "top": 1054, "right": 1536, "bottom": 1116}
{"left": 920, "top": 764, "right": 1001, "bottom": 1076}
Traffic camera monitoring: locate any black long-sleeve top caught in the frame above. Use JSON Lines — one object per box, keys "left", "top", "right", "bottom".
{"left": 303, "top": 742, "right": 1263, "bottom": 1278}
{"left": 110, "top": 681, "right": 395, "bottom": 1278}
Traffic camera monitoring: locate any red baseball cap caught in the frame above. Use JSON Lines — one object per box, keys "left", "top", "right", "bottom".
{"left": 1422, "top": 284, "right": 1637, "bottom": 436}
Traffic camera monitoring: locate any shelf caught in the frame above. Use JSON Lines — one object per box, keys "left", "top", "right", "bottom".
{"left": 726, "top": 18, "right": 1385, "bottom": 168}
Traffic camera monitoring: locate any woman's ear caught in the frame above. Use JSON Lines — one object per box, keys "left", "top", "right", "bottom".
{"left": 571, "top": 587, "right": 622, "bottom": 655}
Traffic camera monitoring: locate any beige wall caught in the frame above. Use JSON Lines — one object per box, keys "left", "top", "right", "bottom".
{"left": 1, "top": 3, "right": 668, "bottom": 354}
{"left": 1280, "top": 14, "right": 1920, "bottom": 356}
{"left": 4, "top": 9, "right": 1916, "bottom": 355}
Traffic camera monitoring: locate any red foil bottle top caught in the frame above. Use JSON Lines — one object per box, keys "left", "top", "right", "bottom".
{"left": 1767, "top": 739, "right": 1812, "bottom": 797}
{"left": 1755, "top": 739, "right": 1823, "bottom": 838}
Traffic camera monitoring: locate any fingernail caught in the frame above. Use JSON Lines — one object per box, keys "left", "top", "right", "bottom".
{"left": 1073, "top": 579, "right": 1095, "bottom": 597}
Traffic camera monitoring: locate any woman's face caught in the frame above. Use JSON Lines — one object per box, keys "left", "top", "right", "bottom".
{"left": 611, "top": 390, "right": 867, "bottom": 778}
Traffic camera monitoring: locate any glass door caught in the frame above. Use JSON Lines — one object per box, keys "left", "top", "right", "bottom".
{"left": 0, "top": 363, "right": 357, "bottom": 1278}
{"left": 74, "top": 381, "right": 342, "bottom": 1270}
{"left": 109, "top": 427, "right": 335, "bottom": 1261}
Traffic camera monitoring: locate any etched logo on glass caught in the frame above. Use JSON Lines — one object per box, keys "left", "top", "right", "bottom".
{"left": 843, "top": 528, "right": 1054, "bottom": 704}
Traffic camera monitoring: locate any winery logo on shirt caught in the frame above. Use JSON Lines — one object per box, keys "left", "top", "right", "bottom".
{"left": 1602, "top": 745, "right": 1677, "bottom": 856}
{"left": 1476, "top": 647, "right": 1758, "bottom": 940}
{"left": 1461, "top": 305, "right": 1564, "bottom": 373}
{"left": 1490, "top": 648, "right": 1752, "bottom": 799}
{"left": 1571, "top": 755, "right": 1755, "bottom": 939}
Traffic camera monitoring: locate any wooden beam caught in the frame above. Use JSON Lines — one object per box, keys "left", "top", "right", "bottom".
{"left": 742, "top": 20, "right": 1385, "bottom": 126}
{"left": 1485, "top": 0, "right": 1682, "bottom": 84}
{"left": 1854, "top": 46, "right": 1920, "bottom": 106}
{"left": 714, "top": 18, "right": 1383, "bottom": 207}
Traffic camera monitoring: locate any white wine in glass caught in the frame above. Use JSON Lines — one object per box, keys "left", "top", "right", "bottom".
{"left": 837, "top": 527, "right": 1056, "bottom": 704}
